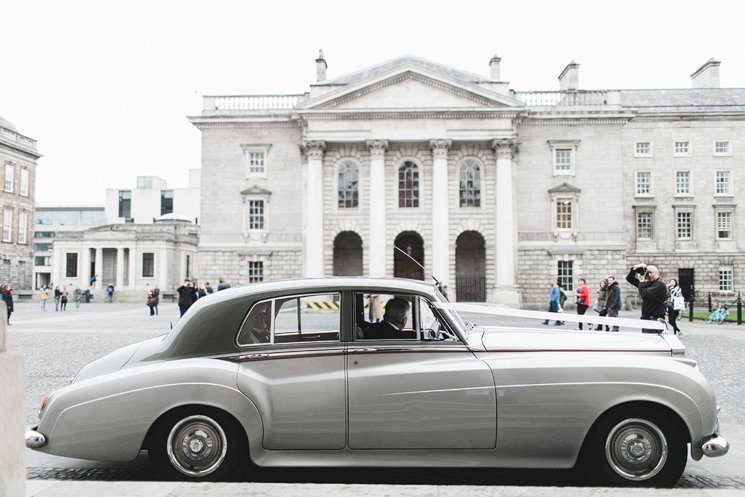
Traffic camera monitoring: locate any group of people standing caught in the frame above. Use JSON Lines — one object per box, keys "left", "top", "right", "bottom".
{"left": 175, "top": 276, "right": 230, "bottom": 317}
{"left": 38, "top": 285, "right": 82, "bottom": 312}
{"left": 543, "top": 265, "right": 684, "bottom": 335}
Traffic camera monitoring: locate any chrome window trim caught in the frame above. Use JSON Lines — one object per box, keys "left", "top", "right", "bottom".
{"left": 235, "top": 291, "right": 342, "bottom": 348}
{"left": 215, "top": 346, "right": 347, "bottom": 363}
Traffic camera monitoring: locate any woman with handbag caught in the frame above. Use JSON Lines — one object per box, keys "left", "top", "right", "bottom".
{"left": 667, "top": 278, "right": 683, "bottom": 335}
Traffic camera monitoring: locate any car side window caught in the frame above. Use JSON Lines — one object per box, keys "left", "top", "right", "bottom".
{"left": 237, "top": 293, "right": 341, "bottom": 346}
{"left": 354, "top": 292, "right": 417, "bottom": 340}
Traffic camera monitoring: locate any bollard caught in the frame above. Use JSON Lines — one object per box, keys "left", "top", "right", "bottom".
{"left": 689, "top": 295, "right": 694, "bottom": 322}
{"left": 0, "top": 301, "right": 25, "bottom": 497}
{"left": 708, "top": 292, "right": 712, "bottom": 313}
{"left": 738, "top": 292, "right": 742, "bottom": 326}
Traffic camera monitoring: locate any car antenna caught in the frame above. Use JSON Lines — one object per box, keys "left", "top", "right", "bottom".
{"left": 393, "top": 245, "right": 440, "bottom": 286}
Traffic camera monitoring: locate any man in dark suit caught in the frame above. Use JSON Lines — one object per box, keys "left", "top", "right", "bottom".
{"left": 362, "top": 297, "right": 416, "bottom": 339}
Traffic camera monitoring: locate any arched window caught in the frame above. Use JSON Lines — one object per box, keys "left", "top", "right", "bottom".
{"left": 337, "top": 160, "right": 359, "bottom": 208}
{"left": 459, "top": 159, "right": 481, "bottom": 207}
{"left": 398, "top": 161, "right": 419, "bottom": 208}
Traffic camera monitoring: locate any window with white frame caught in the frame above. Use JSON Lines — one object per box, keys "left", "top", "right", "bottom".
{"left": 557, "top": 260, "right": 574, "bottom": 291}
{"left": 634, "top": 141, "right": 652, "bottom": 157}
{"left": 554, "top": 149, "right": 573, "bottom": 173}
{"left": 635, "top": 171, "right": 652, "bottom": 195}
{"left": 248, "top": 200, "right": 264, "bottom": 230}
{"left": 676, "top": 211, "right": 692, "bottom": 240}
{"left": 719, "top": 266, "right": 734, "bottom": 292}
{"left": 555, "top": 198, "right": 573, "bottom": 230}
{"left": 4, "top": 164, "right": 14, "bottom": 192}
{"left": 248, "top": 261, "right": 264, "bottom": 283}
{"left": 714, "top": 140, "right": 731, "bottom": 155}
{"left": 715, "top": 171, "right": 731, "bottom": 195}
{"left": 248, "top": 151, "right": 265, "bottom": 174}
{"left": 18, "top": 211, "right": 27, "bottom": 244}
{"left": 142, "top": 252, "right": 154, "bottom": 277}
{"left": 459, "top": 159, "right": 481, "bottom": 207}
{"left": 716, "top": 211, "right": 733, "bottom": 240}
{"left": 2, "top": 209, "right": 12, "bottom": 242}
{"left": 673, "top": 141, "right": 690, "bottom": 155}
{"left": 20, "top": 169, "right": 29, "bottom": 196}
{"left": 636, "top": 211, "right": 653, "bottom": 240}
{"left": 242, "top": 144, "right": 271, "bottom": 177}
{"left": 65, "top": 252, "right": 78, "bottom": 278}
{"left": 675, "top": 171, "right": 691, "bottom": 195}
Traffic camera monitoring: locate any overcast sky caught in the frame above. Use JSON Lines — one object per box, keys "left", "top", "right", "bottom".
{"left": 3, "top": 0, "right": 745, "bottom": 207}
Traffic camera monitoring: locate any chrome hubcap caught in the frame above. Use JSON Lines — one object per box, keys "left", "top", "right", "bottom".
{"left": 166, "top": 415, "right": 227, "bottom": 477}
{"left": 605, "top": 418, "right": 668, "bottom": 481}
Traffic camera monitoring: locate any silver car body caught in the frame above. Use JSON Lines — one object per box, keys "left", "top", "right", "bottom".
{"left": 29, "top": 278, "right": 725, "bottom": 469}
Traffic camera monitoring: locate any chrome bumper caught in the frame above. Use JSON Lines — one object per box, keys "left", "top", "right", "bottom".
{"left": 702, "top": 435, "right": 729, "bottom": 457}
{"left": 25, "top": 428, "right": 47, "bottom": 449}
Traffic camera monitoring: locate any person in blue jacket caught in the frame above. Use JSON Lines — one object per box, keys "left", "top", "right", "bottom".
{"left": 542, "top": 278, "right": 563, "bottom": 326}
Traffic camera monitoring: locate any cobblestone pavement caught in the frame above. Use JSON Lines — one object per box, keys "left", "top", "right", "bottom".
{"left": 6, "top": 301, "right": 745, "bottom": 487}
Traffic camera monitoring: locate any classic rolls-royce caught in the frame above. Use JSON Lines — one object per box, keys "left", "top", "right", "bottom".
{"left": 25, "top": 278, "right": 728, "bottom": 486}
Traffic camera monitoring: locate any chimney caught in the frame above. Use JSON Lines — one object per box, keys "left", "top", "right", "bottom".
{"left": 558, "top": 61, "right": 579, "bottom": 91}
{"left": 691, "top": 58, "right": 720, "bottom": 88}
{"left": 489, "top": 55, "right": 501, "bottom": 80}
{"left": 315, "top": 49, "right": 327, "bottom": 83}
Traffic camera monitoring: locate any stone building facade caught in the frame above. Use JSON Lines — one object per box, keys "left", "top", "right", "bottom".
{"left": 0, "top": 115, "right": 39, "bottom": 290}
{"left": 190, "top": 55, "right": 745, "bottom": 306}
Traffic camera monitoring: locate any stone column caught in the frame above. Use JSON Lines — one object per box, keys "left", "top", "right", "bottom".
{"left": 159, "top": 249, "right": 168, "bottom": 290}
{"left": 81, "top": 247, "right": 91, "bottom": 289}
{"left": 128, "top": 246, "right": 137, "bottom": 288}
{"left": 94, "top": 247, "right": 103, "bottom": 287}
{"left": 430, "top": 139, "right": 451, "bottom": 283}
{"left": 115, "top": 247, "right": 125, "bottom": 289}
{"left": 492, "top": 138, "right": 520, "bottom": 306}
{"left": 302, "top": 141, "right": 326, "bottom": 278}
{"left": 52, "top": 248, "right": 63, "bottom": 286}
{"left": 367, "top": 140, "right": 388, "bottom": 277}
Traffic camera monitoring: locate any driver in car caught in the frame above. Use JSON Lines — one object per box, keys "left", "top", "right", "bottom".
{"left": 363, "top": 297, "right": 416, "bottom": 340}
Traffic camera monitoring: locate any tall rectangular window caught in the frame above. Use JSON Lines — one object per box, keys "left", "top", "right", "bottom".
{"left": 248, "top": 200, "right": 264, "bottom": 230}
{"left": 160, "top": 190, "right": 174, "bottom": 216}
{"left": 714, "top": 140, "right": 731, "bottom": 155}
{"left": 4, "top": 164, "right": 14, "bottom": 192}
{"left": 636, "top": 211, "right": 653, "bottom": 239}
{"left": 142, "top": 252, "right": 154, "bottom": 277}
{"left": 719, "top": 266, "right": 733, "bottom": 292}
{"left": 248, "top": 261, "right": 264, "bottom": 283}
{"left": 555, "top": 198, "right": 573, "bottom": 229}
{"left": 554, "top": 149, "right": 573, "bottom": 173}
{"left": 635, "top": 171, "right": 651, "bottom": 195}
{"left": 557, "top": 260, "right": 574, "bottom": 291}
{"left": 118, "top": 190, "right": 131, "bottom": 218}
{"left": 675, "top": 171, "right": 690, "bottom": 195}
{"left": 634, "top": 141, "right": 652, "bottom": 157}
{"left": 20, "top": 169, "right": 29, "bottom": 196}
{"left": 18, "top": 211, "right": 28, "bottom": 244}
{"left": 716, "top": 211, "right": 733, "bottom": 240}
{"left": 676, "top": 211, "right": 692, "bottom": 240}
{"left": 248, "top": 151, "right": 265, "bottom": 174}
{"left": 715, "top": 171, "right": 731, "bottom": 194}
{"left": 65, "top": 252, "right": 78, "bottom": 277}
{"left": 2, "top": 209, "right": 12, "bottom": 242}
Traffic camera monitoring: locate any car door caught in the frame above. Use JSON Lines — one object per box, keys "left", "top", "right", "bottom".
{"left": 235, "top": 292, "right": 346, "bottom": 449}
{"left": 347, "top": 293, "right": 496, "bottom": 449}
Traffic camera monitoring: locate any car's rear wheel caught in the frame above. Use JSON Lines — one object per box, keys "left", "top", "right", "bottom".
{"left": 148, "top": 407, "right": 247, "bottom": 481}
{"left": 582, "top": 407, "right": 687, "bottom": 487}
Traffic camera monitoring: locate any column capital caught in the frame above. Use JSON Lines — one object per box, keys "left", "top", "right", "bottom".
{"left": 491, "top": 138, "right": 517, "bottom": 159}
{"left": 429, "top": 139, "right": 452, "bottom": 160}
{"left": 302, "top": 140, "right": 326, "bottom": 159}
{"left": 366, "top": 140, "right": 389, "bottom": 159}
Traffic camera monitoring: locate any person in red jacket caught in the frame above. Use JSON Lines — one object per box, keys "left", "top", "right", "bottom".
{"left": 575, "top": 278, "right": 590, "bottom": 330}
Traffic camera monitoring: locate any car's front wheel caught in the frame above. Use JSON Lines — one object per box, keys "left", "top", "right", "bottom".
{"left": 582, "top": 407, "right": 687, "bottom": 487}
{"left": 148, "top": 407, "right": 247, "bottom": 481}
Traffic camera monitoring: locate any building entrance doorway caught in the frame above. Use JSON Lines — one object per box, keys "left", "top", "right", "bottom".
{"left": 333, "top": 231, "right": 363, "bottom": 276}
{"left": 455, "top": 231, "right": 486, "bottom": 301}
{"left": 393, "top": 231, "right": 424, "bottom": 280}
{"left": 678, "top": 268, "right": 695, "bottom": 302}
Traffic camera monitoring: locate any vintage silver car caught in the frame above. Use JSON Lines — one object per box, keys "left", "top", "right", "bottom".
{"left": 26, "top": 278, "right": 728, "bottom": 486}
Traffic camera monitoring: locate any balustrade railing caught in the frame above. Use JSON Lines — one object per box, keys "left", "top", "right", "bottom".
{"left": 514, "top": 90, "right": 610, "bottom": 107}
{"left": 0, "top": 127, "right": 37, "bottom": 150}
{"left": 208, "top": 94, "right": 305, "bottom": 111}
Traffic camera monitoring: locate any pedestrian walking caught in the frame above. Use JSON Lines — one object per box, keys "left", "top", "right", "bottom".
{"left": 54, "top": 286, "right": 61, "bottom": 311}
{"left": 667, "top": 278, "right": 683, "bottom": 335}
{"left": 542, "top": 278, "right": 563, "bottom": 326}
{"left": 74, "top": 287, "right": 82, "bottom": 310}
{"left": 626, "top": 264, "right": 667, "bottom": 333}
{"left": 575, "top": 278, "right": 590, "bottom": 330}
{"left": 177, "top": 279, "right": 198, "bottom": 317}
{"left": 39, "top": 285, "right": 49, "bottom": 312}
{"left": 217, "top": 276, "right": 231, "bottom": 291}
{"left": 106, "top": 284, "right": 114, "bottom": 303}
{"left": 593, "top": 279, "right": 610, "bottom": 331}
{"left": 60, "top": 289, "right": 69, "bottom": 311}
{"left": 1, "top": 285, "right": 13, "bottom": 324}
{"left": 147, "top": 290, "right": 156, "bottom": 316}
{"left": 606, "top": 275, "right": 622, "bottom": 332}
{"left": 151, "top": 286, "right": 160, "bottom": 315}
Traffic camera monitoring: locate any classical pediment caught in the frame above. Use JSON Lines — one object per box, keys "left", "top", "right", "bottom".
{"left": 299, "top": 64, "right": 524, "bottom": 112}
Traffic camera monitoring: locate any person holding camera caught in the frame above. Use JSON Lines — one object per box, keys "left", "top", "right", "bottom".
{"left": 626, "top": 264, "right": 667, "bottom": 333}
